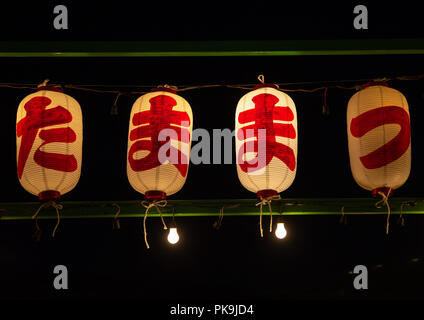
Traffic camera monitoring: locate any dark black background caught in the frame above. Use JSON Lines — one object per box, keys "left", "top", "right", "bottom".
{"left": 0, "top": 1, "right": 424, "bottom": 313}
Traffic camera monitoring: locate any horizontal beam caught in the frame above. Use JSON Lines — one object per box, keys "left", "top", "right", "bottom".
{"left": 0, "top": 39, "right": 424, "bottom": 57}
{"left": 0, "top": 198, "right": 422, "bottom": 220}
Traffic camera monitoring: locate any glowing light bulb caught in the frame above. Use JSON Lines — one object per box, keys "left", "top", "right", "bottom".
{"left": 167, "top": 227, "right": 180, "bottom": 244}
{"left": 275, "top": 223, "right": 287, "bottom": 239}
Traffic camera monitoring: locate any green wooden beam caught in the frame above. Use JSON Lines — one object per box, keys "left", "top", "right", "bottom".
{"left": 0, "top": 198, "right": 422, "bottom": 220}
{"left": 0, "top": 39, "right": 424, "bottom": 57}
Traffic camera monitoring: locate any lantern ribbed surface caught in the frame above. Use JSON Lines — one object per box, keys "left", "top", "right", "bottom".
{"left": 347, "top": 84, "right": 411, "bottom": 192}
{"left": 235, "top": 86, "right": 298, "bottom": 195}
{"left": 16, "top": 89, "right": 83, "bottom": 198}
{"left": 127, "top": 90, "right": 193, "bottom": 197}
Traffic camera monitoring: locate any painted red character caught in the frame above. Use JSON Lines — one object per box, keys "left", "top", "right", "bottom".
{"left": 17, "top": 96, "right": 77, "bottom": 179}
{"left": 237, "top": 93, "right": 296, "bottom": 173}
{"left": 350, "top": 106, "right": 410, "bottom": 169}
{"left": 128, "top": 94, "right": 191, "bottom": 177}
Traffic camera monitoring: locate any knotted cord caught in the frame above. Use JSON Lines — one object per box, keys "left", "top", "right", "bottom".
{"left": 375, "top": 188, "right": 392, "bottom": 234}
{"left": 32, "top": 200, "right": 63, "bottom": 238}
{"left": 140, "top": 200, "right": 168, "bottom": 249}
{"left": 255, "top": 195, "right": 281, "bottom": 237}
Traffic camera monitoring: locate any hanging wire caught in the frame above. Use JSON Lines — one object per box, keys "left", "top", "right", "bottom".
{"left": 171, "top": 207, "right": 176, "bottom": 228}
{"left": 0, "top": 73, "right": 422, "bottom": 96}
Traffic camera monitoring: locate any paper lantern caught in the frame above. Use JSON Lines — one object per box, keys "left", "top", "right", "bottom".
{"left": 127, "top": 87, "right": 193, "bottom": 201}
{"left": 235, "top": 83, "right": 298, "bottom": 199}
{"left": 16, "top": 86, "right": 83, "bottom": 201}
{"left": 347, "top": 82, "right": 411, "bottom": 196}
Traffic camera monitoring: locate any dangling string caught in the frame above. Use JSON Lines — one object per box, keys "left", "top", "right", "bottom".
{"left": 339, "top": 206, "right": 347, "bottom": 225}
{"left": 375, "top": 188, "right": 392, "bottom": 234}
{"left": 38, "top": 79, "right": 50, "bottom": 87}
{"left": 140, "top": 200, "right": 168, "bottom": 249}
{"left": 51, "top": 204, "right": 62, "bottom": 238}
{"left": 398, "top": 202, "right": 406, "bottom": 227}
{"left": 267, "top": 201, "right": 273, "bottom": 232}
{"left": 255, "top": 195, "right": 281, "bottom": 237}
{"left": 398, "top": 200, "right": 416, "bottom": 227}
{"left": 32, "top": 201, "right": 63, "bottom": 238}
{"left": 112, "top": 203, "right": 121, "bottom": 229}
{"left": 110, "top": 92, "right": 122, "bottom": 115}
{"left": 213, "top": 206, "right": 224, "bottom": 230}
{"left": 258, "top": 74, "right": 265, "bottom": 84}
{"left": 322, "top": 87, "right": 330, "bottom": 116}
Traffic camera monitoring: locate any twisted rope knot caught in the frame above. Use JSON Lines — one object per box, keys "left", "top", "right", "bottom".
{"left": 140, "top": 199, "right": 168, "bottom": 249}
{"left": 141, "top": 199, "right": 167, "bottom": 211}
{"left": 32, "top": 200, "right": 63, "bottom": 238}
{"left": 255, "top": 195, "right": 281, "bottom": 237}
{"left": 255, "top": 195, "right": 281, "bottom": 207}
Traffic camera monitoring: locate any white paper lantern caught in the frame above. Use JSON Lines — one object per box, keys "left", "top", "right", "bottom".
{"left": 127, "top": 87, "right": 193, "bottom": 200}
{"left": 347, "top": 82, "right": 411, "bottom": 196}
{"left": 235, "top": 84, "right": 298, "bottom": 198}
{"left": 16, "top": 86, "right": 83, "bottom": 201}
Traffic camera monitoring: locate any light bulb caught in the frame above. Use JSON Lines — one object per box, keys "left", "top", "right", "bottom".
{"left": 167, "top": 227, "right": 180, "bottom": 244}
{"left": 275, "top": 223, "right": 287, "bottom": 239}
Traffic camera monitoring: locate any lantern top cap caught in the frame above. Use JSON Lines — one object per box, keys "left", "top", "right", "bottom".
{"left": 152, "top": 85, "right": 177, "bottom": 94}
{"left": 36, "top": 79, "right": 63, "bottom": 93}
{"left": 253, "top": 83, "right": 280, "bottom": 90}
{"left": 362, "top": 81, "right": 390, "bottom": 89}
{"left": 37, "top": 85, "right": 63, "bottom": 93}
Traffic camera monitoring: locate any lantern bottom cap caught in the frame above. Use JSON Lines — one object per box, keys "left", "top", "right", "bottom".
{"left": 372, "top": 187, "right": 393, "bottom": 198}
{"left": 38, "top": 190, "right": 61, "bottom": 202}
{"left": 145, "top": 190, "right": 167, "bottom": 201}
{"left": 257, "top": 189, "right": 279, "bottom": 199}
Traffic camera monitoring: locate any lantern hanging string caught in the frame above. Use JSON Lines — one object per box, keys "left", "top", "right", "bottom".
{"left": 32, "top": 200, "right": 63, "bottom": 238}
{"left": 140, "top": 200, "right": 168, "bottom": 249}
{"left": 255, "top": 195, "right": 281, "bottom": 237}
{"left": 375, "top": 188, "right": 392, "bottom": 235}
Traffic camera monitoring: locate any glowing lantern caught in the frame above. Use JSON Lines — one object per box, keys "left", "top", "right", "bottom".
{"left": 347, "top": 82, "right": 411, "bottom": 233}
{"left": 127, "top": 86, "right": 193, "bottom": 248}
{"left": 16, "top": 84, "right": 83, "bottom": 237}
{"left": 16, "top": 85, "right": 83, "bottom": 201}
{"left": 235, "top": 78, "right": 297, "bottom": 236}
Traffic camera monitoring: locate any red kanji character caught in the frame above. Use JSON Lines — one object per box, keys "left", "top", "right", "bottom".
{"left": 350, "top": 106, "right": 410, "bottom": 169}
{"left": 237, "top": 93, "right": 296, "bottom": 173}
{"left": 128, "top": 94, "right": 191, "bottom": 177}
{"left": 17, "top": 96, "right": 77, "bottom": 179}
